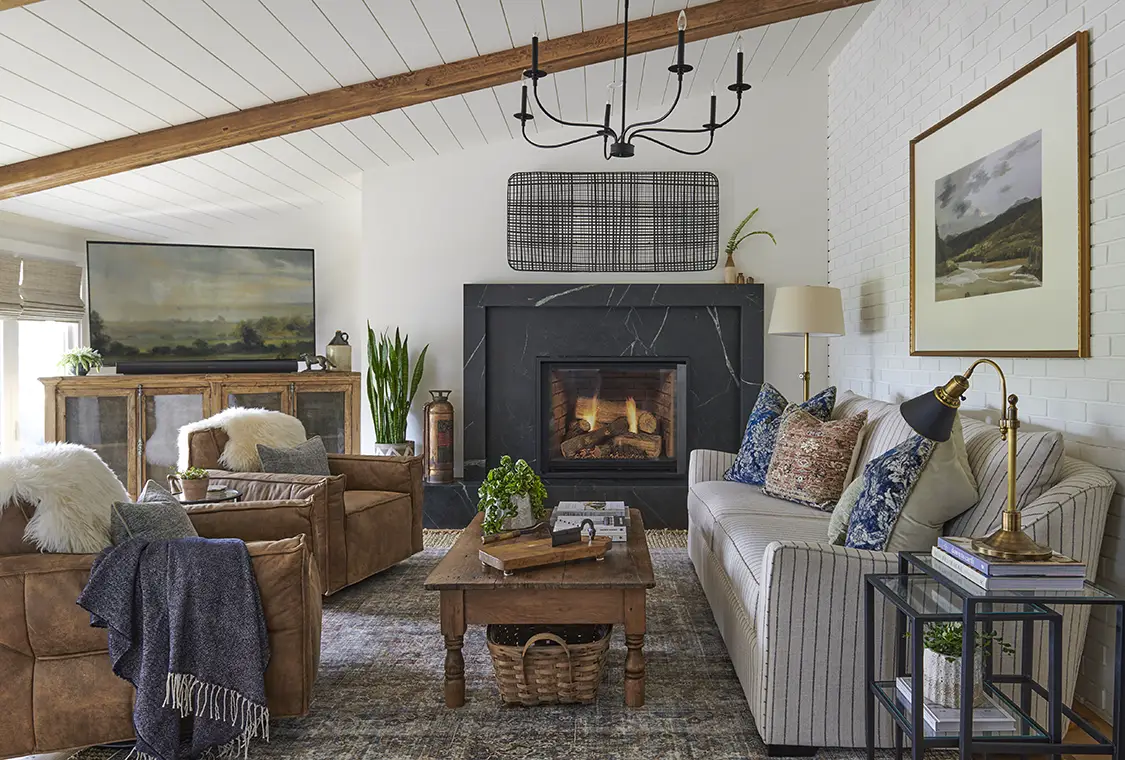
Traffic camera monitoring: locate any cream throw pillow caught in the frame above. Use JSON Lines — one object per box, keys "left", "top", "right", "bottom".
{"left": 828, "top": 414, "right": 979, "bottom": 550}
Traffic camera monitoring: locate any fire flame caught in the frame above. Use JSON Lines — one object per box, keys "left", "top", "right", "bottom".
{"left": 626, "top": 396, "right": 638, "bottom": 434}
{"left": 579, "top": 395, "right": 599, "bottom": 431}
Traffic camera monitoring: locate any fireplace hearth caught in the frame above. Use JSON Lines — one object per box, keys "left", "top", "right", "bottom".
{"left": 539, "top": 358, "right": 686, "bottom": 477}
{"left": 421, "top": 284, "right": 764, "bottom": 530}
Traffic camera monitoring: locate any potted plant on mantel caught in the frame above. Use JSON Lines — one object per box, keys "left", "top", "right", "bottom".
{"left": 478, "top": 455, "right": 549, "bottom": 534}
{"left": 366, "top": 324, "right": 428, "bottom": 457}
{"left": 58, "top": 347, "right": 102, "bottom": 376}
{"left": 920, "top": 622, "right": 1015, "bottom": 708}
{"left": 723, "top": 207, "right": 776, "bottom": 283}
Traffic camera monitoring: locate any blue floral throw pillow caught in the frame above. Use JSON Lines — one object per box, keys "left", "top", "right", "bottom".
{"left": 724, "top": 383, "right": 836, "bottom": 486}
{"left": 845, "top": 435, "right": 937, "bottom": 551}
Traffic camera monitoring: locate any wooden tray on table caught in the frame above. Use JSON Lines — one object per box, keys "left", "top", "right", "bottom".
{"left": 479, "top": 534, "right": 612, "bottom": 575}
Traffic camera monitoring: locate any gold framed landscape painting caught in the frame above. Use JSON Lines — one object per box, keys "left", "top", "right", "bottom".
{"left": 910, "top": 31, "right": 1090, "bottom": 357}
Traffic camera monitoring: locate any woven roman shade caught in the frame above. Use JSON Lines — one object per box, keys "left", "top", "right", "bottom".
{"left": 0, "top": 253, "right": 20, "bottom": 318}
{"left": 19, "top": 257, "right": 85, "bottom": 321}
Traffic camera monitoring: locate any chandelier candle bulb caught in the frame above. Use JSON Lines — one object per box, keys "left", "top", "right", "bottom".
{"left": 676, "top": 11, "right": 686, "bottom": 68}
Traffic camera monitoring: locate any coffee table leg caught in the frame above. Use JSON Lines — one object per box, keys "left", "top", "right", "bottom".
{"left": 440, "top": 590, "right": 466, "bottom": 708}
{"left": 625, "top": 589, "right": 646, "bottom": 707}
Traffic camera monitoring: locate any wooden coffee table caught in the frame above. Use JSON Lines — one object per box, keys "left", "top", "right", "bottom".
{"left": 424, "top": 508, "right": 656, "bottom": 708}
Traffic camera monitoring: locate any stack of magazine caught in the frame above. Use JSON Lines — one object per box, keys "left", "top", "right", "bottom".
{"left": 552, "top": 501, "right": 629, "bottom": 542}
{"left": 894, "top": 678, "right": 1017, "bottom": 734}
{"left": 931, "top": 536, "right": 1086, "bottom": 591}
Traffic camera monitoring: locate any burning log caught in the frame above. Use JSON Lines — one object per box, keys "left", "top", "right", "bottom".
{"left": 575, "top": 397, "right": 658, "bottom": 433}
{"left": 610, "top": 432, "right": 662, "bottom": 458}
{"left": 560, "top": 416, "right": 630, "bottom": 458}
{"left": 568, "top": 419, "right": 592, "bottom": 437}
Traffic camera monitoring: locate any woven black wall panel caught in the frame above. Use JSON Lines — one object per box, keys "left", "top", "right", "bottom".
{"left": 506, "top": 171, "right": 719, "bottom": 272}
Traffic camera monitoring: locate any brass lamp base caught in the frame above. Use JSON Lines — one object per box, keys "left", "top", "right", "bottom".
{"left": 971, "top": 528, "right": 1053, "bottom": 562}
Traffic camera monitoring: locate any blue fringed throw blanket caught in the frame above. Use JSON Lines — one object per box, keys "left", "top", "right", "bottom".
{"left": 78, "top": 537, "right": 270, "bottom": 760}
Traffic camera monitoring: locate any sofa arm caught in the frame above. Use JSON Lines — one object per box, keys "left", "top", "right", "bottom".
{"left": 186, "top": 498, "right": 315, "bottom": 546}
{"left": 330, "top": 454, "right": 423, "bottom": 554}
{"left": 755, "top": 541, "right": 900, "bottom": 747}
{"left": 689, "top": 449, "right": 735, "bottom": 487}
{"left": 1012, "top": 457, "right": 1115, "bottom": 578}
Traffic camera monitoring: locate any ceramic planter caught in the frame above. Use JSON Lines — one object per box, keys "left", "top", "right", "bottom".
{"left": 923, "top": 648, "right": 986, "bottom": 708}
{"left": 179, "top": 477, "right": 211, "bottom": 502}
{"left": 502, "top": 492, "right": 536, "bottom": 530}
{"left": 372, "top": 440, "right": 415, "bottom": 457}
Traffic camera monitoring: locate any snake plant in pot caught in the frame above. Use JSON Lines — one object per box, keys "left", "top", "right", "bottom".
{"left": 366, "top": 324, "right": 428, "bottom": 456}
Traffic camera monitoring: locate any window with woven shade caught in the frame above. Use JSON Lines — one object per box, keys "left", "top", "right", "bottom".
{"left": 0, "top": 253, "right": 20, "bottom": 318}
{"left": 19, "top": 257, "right": 84, "bottom": 322}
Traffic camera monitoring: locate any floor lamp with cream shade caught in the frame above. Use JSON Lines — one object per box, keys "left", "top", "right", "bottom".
{"left": 768, "top": 286, "right": 845, "bottom": 401}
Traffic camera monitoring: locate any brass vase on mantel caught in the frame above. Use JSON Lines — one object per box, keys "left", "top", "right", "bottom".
{"left": 423, "top": 390, "right": 455, "bottom": 484}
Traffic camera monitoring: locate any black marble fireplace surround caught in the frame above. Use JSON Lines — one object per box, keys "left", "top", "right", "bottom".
{"left": 423, "top": 283, "right": 764, "bottom": 529}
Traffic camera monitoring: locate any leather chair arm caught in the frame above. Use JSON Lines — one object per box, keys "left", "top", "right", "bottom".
{"left": 186, "top": 498, "right": 315, "bottom": 546}
{"left": 329, "top": 454, "right": 424, "bottom": 553}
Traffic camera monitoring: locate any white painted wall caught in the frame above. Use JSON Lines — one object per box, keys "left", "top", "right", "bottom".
{"left": 827, "top": 0, "right": 1125, "bottom": 715}
{"left": 361, "top": 76, "right": 830, "bottom": 464}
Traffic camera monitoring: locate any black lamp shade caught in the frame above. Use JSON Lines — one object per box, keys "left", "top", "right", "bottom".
{"left": 901, "top": 390, "right": 956, "bottom": 443}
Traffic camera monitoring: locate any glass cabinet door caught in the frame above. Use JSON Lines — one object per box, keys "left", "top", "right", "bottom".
{"left": 224, "top": 387, "right": 286, "bottom": 412}
{"left": 294, "top": 390, "right": 347, "bottom": 453}
{"left": 64, "top": 393, "right": 135, "bottom": 491}
{"left": 141, "top": 390, "right": 207, "bottom": 488}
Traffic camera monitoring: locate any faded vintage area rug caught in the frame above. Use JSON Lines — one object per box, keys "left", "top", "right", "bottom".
{"left": 71, "top": 530, "right": 918, "bottom": 760}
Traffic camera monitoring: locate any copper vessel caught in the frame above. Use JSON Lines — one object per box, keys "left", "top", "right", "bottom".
{"left": 423, "top": 390, "right": 455, "bottom": 484}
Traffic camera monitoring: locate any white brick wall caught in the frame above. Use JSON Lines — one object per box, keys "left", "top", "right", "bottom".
{"left": 827, "top": 0, "right": 1125, "bottom": 715}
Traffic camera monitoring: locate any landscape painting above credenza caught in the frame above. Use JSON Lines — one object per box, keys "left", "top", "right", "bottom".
{"left": 87, "top": 242, "right": 315, "bottom": 365}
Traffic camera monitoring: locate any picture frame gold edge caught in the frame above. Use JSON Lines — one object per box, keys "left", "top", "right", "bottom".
{"left": 908, "top": 30, "right": 1090, "bottom": 359}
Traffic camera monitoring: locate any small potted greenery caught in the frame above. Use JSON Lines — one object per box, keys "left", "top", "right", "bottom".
{"left": 921, "top": 622, "right": 1015, "bottom": 708}
{"left": 723, "top": 207, "right": 776, "bottom": 283}
{"left": 58, "top": 347, "right": 103, "bottom": 376}
{"left": 478, "top": 455, "right": 549, "bottom": 534}
{"left": 169, "top": 466, "right": 211, "bottom": 502}
{"left": 366, "top": 324, "right": 428, "bottom": 456}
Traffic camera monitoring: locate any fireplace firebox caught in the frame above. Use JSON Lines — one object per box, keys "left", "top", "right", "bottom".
{"left": 538, "top": 357, "right": 687, "bottom": 477}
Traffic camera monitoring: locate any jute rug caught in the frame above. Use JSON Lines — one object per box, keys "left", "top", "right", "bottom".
{"left": 70, "top": 530, "right": 899, "bottom": 760}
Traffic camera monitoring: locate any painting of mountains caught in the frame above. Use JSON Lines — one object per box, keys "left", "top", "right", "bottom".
{"left": 87, "top": 243, "right": 315, "bottom": 365}
{"left": 934, "top": 130, "right": 1043, "bottom": 302}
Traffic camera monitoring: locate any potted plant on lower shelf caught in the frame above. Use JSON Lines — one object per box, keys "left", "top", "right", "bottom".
{"left": 478, "top": 455, "right": 548, "bottom": 534}
{"left": 58, "top": 347, "right": 102, "bottom": 376}
{"left": 921, "top": 622, "right": 1015, "bottom": 708}
{"left": 169, "top": 466, "right": 211, "bottom": 502}
{"left": 366, "top": 324, "right": 428, "bottom": 456}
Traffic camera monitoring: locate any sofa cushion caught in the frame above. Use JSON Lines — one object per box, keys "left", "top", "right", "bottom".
{"left": 832, "top": 391, "right": 917, "bottom": 477}
{"left": 712, "top": 508, "right": 831, "bottom": 622}
{"left": 845, "top": 435, "right": 937, "bottom": 550}
{"left": 689, "top": 480, "right": 824, "bottom": 547}
{"left": 764, "top": 407, "right": 868, "bottom": 509}
{"left": 947, "top": 417, "right": 1064, "bottom": 538}
{"left": 343, "top": 490, "right": 409, "bottom": 515}
{"left": 110, "top": 481, "right": 198, "bottom": 544}
{"left": 725, "top": 383, "right": 836, "bottom": 486}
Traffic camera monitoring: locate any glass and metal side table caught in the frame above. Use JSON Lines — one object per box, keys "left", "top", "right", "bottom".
{"left": 864, "top": 552, "right": 1123, "bottom": 760}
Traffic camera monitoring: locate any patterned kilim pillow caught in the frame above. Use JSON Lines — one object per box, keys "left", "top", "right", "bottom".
{"left": 763, "top": 407, "right": 868, "bottom": 509}
{"left": 724, "top": 383, "right": 836, "bottom": 485}
{"left": 845, "top": 435, "right": 938, "bottom": 551}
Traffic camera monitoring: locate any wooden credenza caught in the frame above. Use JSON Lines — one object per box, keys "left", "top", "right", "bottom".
{"left": 42, "top": 372, "right": 362, "bottom": 496}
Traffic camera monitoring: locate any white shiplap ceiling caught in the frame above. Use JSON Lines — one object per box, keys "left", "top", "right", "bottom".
{"left": 0, "top": 0, "right": 872, "bottom": 240}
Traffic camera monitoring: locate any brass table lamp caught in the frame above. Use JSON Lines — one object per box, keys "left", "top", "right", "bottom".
{"left": 900, "top": 359, "right": 1053, "bottom": 561}
{"left": 768, "top": 286, "right": 845, "bottom": 401}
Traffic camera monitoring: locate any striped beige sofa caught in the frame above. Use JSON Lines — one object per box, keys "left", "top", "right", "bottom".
{"left": 688, "top": 390, "right": 1115, "bottom": 753}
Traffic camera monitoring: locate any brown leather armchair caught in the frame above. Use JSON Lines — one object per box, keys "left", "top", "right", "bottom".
{"left": 184, "top": 427, "right": 423, "bottom": 595}
{"left": 0, "top": 497, "right": 322, "bottom": 760}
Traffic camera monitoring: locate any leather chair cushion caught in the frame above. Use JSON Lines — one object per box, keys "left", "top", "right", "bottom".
{"left": 343, "top": 490, "right": 410, "bottom": 515}
{"left": 343, "top": 491, "right": 413, "bottom": 585}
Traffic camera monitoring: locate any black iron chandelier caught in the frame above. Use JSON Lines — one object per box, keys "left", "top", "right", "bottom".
{"left": 514, "top": 0, "right": 749, "bottom": 158}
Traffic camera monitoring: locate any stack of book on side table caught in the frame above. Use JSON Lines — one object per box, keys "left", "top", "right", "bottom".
{"left": 894, "top": 678, "right": 1018, "bottom": 734}
{"left": 931, "top": 536, "right": 1087, "bottom": 591}
{"left": 552, "top": 501, "right": 629, "bottom": 542}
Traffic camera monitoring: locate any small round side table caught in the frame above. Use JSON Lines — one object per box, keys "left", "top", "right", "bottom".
{"left": 174, "top": 488, "right": 240, "bottom": 506}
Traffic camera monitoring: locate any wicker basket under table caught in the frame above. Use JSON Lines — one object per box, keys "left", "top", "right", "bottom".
{"left": 486, "top": 624, "right": 611, "bottom": 705}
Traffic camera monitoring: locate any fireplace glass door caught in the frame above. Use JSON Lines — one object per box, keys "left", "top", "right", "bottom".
{"left": 539, "top": 358, "right": 687, "bottom": 477}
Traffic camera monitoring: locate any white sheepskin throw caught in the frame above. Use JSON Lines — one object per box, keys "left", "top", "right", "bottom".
{"left": 0, "top": 443, "right": 127, "bottom": 553}
{"left": 178, "top": 407, "right": 307, "bottom": 472}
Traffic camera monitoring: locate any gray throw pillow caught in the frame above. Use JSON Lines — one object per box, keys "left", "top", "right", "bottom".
{"left": 257, "top": 436, "right": 331, "bottom": 476}
{"left": 110, "top": 481, "right": 199, "bottom": 545}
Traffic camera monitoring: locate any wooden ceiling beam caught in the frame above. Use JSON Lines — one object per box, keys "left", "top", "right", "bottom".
{"left": 0, "top": 0, "right": 869, "bottom": 200}
{"left": 0, "top": 1, "right": 45, "bottom": 10}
